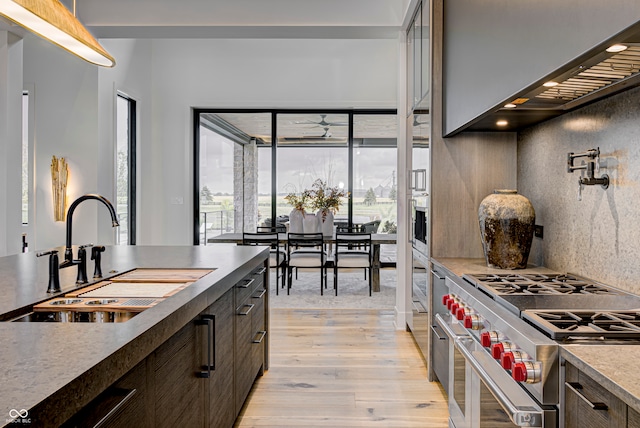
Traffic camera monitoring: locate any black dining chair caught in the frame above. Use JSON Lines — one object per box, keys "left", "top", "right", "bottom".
{"left": 286, "top": 233, "right": 328, "bottom": 295}
{"left": 243, "top": 232, "right": 287, "bottom": 295}
{"left": 333, "top": 232, "right": 373, "bottom": 296}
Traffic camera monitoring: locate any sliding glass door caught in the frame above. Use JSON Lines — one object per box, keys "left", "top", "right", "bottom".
{"left": 193, "top": 109, "right": 396, "bottom": 248}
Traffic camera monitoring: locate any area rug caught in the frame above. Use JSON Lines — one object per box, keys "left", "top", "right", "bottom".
{"left": 268, "top": 268, "right": 396, "bottom": 310}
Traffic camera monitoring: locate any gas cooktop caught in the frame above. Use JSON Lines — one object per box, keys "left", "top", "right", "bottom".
{"left": 522, "top": 309, "right": 640, "bottom": 340}
{"left": 464, "top": 273, "right": 617, "bottom": 295}
{"left": 462, "top": 272, "right": 640, "bottom": 316}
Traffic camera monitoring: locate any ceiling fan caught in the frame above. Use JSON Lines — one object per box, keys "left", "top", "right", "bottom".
{"left": 296, "top": 114, "right": 347, "bottom": 127}
{"left": 281, "top": 126, "right": 346, "bottom": 143}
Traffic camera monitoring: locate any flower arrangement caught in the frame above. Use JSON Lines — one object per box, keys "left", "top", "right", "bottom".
{"left": 308, "top": 179, "right": 348, "bottom": 213}
{"left": 284, "top": 188, "right": 312, "bottom": 211}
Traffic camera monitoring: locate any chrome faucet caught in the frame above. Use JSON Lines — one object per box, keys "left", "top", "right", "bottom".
{"left": 61, "top": 194, "right": 120, "bottom": 283}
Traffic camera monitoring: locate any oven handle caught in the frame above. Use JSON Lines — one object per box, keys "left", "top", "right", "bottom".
{"left": 435, "top": 313, "right": 469, "bottom": 341}
{"left": 455, "top": 337, "right": 545, "bottom": 428}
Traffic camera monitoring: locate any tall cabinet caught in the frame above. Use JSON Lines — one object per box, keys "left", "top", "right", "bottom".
{"left": 428, "top": 0, "right": 518, "bottom": 387}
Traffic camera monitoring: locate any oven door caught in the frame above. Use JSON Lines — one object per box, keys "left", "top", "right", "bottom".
{"left": 437, "top": 314, "right": 557, "bottom": 428}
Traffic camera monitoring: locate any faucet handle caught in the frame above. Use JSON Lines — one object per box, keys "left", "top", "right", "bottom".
{"left": 37, "top": 250, "right": 61, "bottom": 293}
{"left": 79, "top": 243, "right": 93, "bottom": 249}
{"left": 36, "top": 249, "right": 58, "bottom": 257}
{"left": 91, "top": 246, "right": 106, "bottom": 279}
{"left": 578, "top": 179, "right": 583, "bottom": 201}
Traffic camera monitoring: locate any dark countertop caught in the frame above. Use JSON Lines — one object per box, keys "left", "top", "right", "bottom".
{"left": 0, "top": 244, "right": 268, "bottom": 427}
{"left": 432, "top": 257, "right": 640, "bottom": 415}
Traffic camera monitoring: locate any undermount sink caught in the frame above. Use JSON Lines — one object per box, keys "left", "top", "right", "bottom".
{"left": 7, "top": 268, "right": 214, "bottom": 323}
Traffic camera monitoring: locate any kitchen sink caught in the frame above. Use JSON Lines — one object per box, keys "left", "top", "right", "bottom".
{"left": 11, "top": 310, "right": 137, "bottom": 323}
{"left": 5, "top": 268, "right": 214, "bottom": 323}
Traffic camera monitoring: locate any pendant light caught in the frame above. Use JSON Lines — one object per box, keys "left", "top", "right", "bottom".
{"left": 0, "top": 0, "right": 115, "bottom": 67}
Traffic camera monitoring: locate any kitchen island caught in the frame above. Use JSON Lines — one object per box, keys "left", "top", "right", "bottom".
{"left": 0, "top": 244, "right": 269, "bottom": 427}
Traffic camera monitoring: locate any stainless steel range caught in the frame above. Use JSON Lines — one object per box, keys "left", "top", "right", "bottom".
{"left": 438, "top": 271, "right": 640, "bottom": 428}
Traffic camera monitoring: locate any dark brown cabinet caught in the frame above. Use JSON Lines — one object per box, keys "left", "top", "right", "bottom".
{"left": 234, "top": 266, "right": 267, "bottom": 414}
{"left": 565, "top": 362, "right": 626, "bottom": 428}
{"left": 153, "top": 316, "right": 206, "bottom": 428}
{"left": 61, "top": 358, "right": 151, "bottom": 428}
{"left": 64, "top": 261, "right": 268, "bottom": 428}
{"left": 205, "top": 288, "right": 235, "bottom": 428}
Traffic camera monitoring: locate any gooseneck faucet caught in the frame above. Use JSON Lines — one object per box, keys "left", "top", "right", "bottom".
{"left": 61, "top": 194, "right": 120, "bottom": 283}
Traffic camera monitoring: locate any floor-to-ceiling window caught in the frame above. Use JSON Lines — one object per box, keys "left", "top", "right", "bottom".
{"left": 194, "top": 109, "right": 396, "bottom": 253}
{"left": 195, "top": 112, "right": 272, "bottom": 244}
{"left": 115, "top": 93, "right": 137, "bottom": 245}
{"left": 353, "top": 114, "right": 398, "bottom": 233}
{"left": 276, "top": 113, "right": 349, "bottom": 219}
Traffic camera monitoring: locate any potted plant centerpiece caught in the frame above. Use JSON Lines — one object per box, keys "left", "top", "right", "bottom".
{"left": 284, "top": 189, "right": 311, "bottom": 233}
{"left": 309, "top": 179, "right": 348, "bottom": 237}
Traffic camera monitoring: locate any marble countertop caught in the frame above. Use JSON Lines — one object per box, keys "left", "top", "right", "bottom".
{"left": 431, "top": 257, "right": 557, "bottom": 278}
{"left": 561, "top": 345, "right": 640, "bottom": 413}
{"left": 0, "top": 244, "right": 268, "bottom": 427}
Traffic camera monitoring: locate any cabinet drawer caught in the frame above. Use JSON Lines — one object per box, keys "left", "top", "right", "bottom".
{"left": 564, "top": 362, "right": 626, "bottom": 428}
{"left": 235, "top": 266, "right": 265, "bottom": 305}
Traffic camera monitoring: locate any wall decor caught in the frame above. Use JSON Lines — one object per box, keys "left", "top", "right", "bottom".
{"left": 51, "top": 156, "right": 69, "bottom": 222}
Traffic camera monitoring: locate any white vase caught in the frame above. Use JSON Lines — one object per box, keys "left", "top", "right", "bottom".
{"left": 289, "top": 208, "right": 305, "bottom": 233}
{"left": 317, "top": 209, "right": 334, "bottom": 237}
{"left": 302, "top": 212, "right": 319, "bottom": 233}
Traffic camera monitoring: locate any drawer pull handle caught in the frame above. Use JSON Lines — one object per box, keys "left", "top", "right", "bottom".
{"left": 196, "top": 315, "right": 215, "bottom": 377}
{"left": 565, "top": 381, "right": 608, "bottom": 410}
{"left": 253, "top": 289, "right": 266, "bottom": 299}
{"left": 238, "top": 278, "right": 255, "bottom": 289}
{"left": 431, "top": 325, "right": 446, "bottom": 341}
{"left": 253, "top": 330, "right": 267, "bottom": 344}
{"left": 238, "top": 303, "right": 255, "bottom": 316}
{"left": 255, "top": 267, "right": 267, "bottom": 275}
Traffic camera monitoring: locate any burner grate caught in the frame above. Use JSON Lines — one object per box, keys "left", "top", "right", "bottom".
{"left": 467, "top": 273, "right": 617, "bottom": 295}
{"left": 523, "top": 310, "right": 640, "bottom": 339}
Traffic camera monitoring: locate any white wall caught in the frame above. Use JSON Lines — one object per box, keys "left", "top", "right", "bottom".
{"left": 22, "top": 35, "right": 103, "bottom": 252}
{"left": 99, "top": 37, "right": 398, "bottom": 245}
{"left": 0, "top": 32, "right": 23, "bottom": 256}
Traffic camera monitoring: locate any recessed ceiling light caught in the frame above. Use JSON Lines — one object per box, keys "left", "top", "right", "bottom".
{"left": 496, "top": 120, "right": 508, "bottom": 126}
{"left": 504, "top": 103, "right": 517, "bottom": 109}
{"left": 543, "top": 81, "right": 559, "bottom": 87}
{"left": 606, "top": 44, "right": 628, "bottom": 53}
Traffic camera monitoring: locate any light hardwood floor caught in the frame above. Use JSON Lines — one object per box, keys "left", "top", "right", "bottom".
{"left": 235, "top": 308, "right": 449, "bottom": 427}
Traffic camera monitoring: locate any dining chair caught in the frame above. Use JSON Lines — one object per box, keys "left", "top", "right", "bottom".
{"left": 286, "top": 233, "right": 328, "bottom": 295}
{"left": 333, "top": 232, "right": 373, "bottom": 296}
{"left": 242, "top": 232, "right": 287, "bottom": 295}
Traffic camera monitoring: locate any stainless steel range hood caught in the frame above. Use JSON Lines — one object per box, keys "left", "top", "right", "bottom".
{"left": 463, "top": 25, "right": 640, "bottom": 132}
{"left": 512, "top": 44, "right": 640, "bottom": 110}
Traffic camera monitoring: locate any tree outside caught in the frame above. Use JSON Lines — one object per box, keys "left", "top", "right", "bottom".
{"left": 363, "top": 188, "right": 377, "bottom": 206}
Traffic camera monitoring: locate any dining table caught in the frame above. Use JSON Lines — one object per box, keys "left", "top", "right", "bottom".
{"left": 208, "top": 233, "right": 397, "bottom": 292}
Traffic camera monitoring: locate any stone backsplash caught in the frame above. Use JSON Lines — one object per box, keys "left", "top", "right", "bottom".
{"left": 518, "top": 85, "right": 640, "bottom": 293}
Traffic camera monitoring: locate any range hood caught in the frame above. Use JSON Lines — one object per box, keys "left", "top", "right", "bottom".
{"left": 463, "top": 28, "right": 640, "bottom": 132}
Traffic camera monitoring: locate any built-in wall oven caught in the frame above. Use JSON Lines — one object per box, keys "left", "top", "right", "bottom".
{"left": 410, "top": 167, "right": 429, "bottom": 256}
{"left": 409, "top": 250, "right": 429, "bottom": 362}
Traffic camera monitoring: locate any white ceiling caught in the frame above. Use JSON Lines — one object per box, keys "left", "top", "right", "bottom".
{"left": 62, "top": 0, "right": 412, "bottom": 39}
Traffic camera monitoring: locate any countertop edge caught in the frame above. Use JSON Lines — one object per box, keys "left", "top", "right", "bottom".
{"left": 560, "top": 345, "right": 640, "bottom": 414}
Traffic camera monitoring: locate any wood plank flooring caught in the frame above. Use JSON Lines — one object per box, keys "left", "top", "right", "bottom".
{"left": 235, "top": 308, "right": 449, "bottom": 427}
